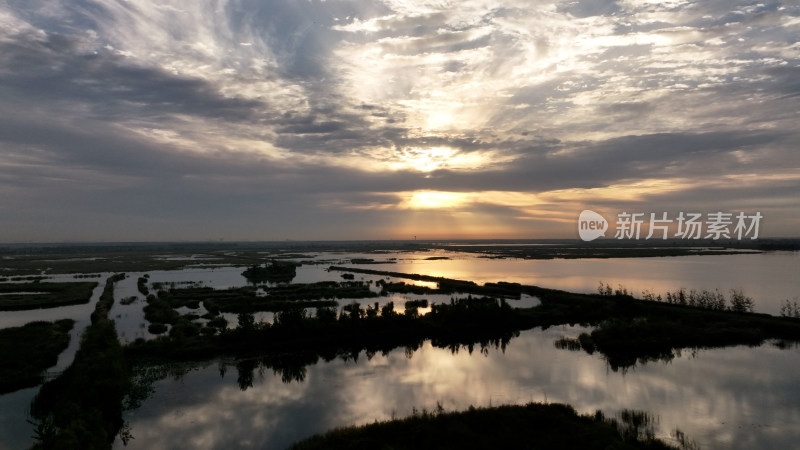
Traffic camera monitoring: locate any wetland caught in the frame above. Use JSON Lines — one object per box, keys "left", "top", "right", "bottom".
{"left": 0, "top": 241, "right": 798, "bottom": 449}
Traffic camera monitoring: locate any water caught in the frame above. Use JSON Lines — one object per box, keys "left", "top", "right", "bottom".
{"left": 356, "top": 251, "right": 800, "bottom": 314}
{"left": 117, "top": 326, "right": 800, "bottom": 450}
{"left": 109, "top": 267, "right": 256, "bottom": 343}
{"left": 1, "top": 250, "right": 799, "bottom": 449}
{"left": 0, "top": 387, "right": 38, "bottom": 450}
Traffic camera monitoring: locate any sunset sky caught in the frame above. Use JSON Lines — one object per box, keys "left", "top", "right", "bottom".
{"left": 1, "top": 0, "right": 798, "bottom": 241}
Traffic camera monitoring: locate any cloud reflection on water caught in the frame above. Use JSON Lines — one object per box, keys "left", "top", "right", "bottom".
{"left": 119, "top": 326, "right": 800, "bottom": 450}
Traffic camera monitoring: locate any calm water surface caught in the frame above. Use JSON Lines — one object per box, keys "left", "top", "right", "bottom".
{"left": 372, "top": 251, "right": 800, "bottom": 315}
{"left": 116, "top": 326, "right": 800, "bottom": 450}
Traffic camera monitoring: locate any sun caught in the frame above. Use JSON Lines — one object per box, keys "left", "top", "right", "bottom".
{"left": 403, "top": 191, "right": 471, "bottom": 209}
{"left": 425, "top": 112, "right": 454, "bottom": 129}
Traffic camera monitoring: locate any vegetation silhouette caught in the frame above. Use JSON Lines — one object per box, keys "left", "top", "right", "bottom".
{"left": 780, "top": 299, "right": 800, "bottom": 318}
{"left": 289, "top": 402, "right": 679, "bottom": 450}
{"left": 142, "top": 281, "right": 379, "bottom": 335}
{"left": 328, "top": 266, "right": 522, "bottom": 298}
{"left": 148, "top": 281, "right": 367, "bottom": 315}
{"left": 130, "top": 271, "right": 800, "bottom": 375}
{"left": 0, "top": 319, "right": 74, "bottom": 394}
{"left": 0, "top": 282, "right": 97, "bottom": 311}
{"left": 242, "top": 260, "right": 299, "bottom": 283}
{"left": 605, "top": 282, "right": 757, "bottom": 313}
{"left": 126, "top": 294, "right": 523, "bottom": 365}
{"left": 552, "top": 283, "right": 798, "bottom": 370}
{"left": 29, "top": 273, "right": 129, "bottom": 450}
{"left": 136, "top": 275, "right": 149, "bottom": 296}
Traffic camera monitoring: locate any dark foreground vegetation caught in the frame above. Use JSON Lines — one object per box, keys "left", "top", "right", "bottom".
{"left": 142, "top": 281, "right": 378, "bottom": 336}
{"left": 324, "top": 267, "right": 800, "bottom": 368}
{"left": 124, "top": 282, "right": 800, "bottom": 392}
{"left": 0, "top": 320, "right": 74, "bottom": 394}
{"left": 290, "top": 402, "right": 679, "bottom": 450}
{"left": 530, "top": 284, "right": 800, "bottom": 370}
{"left": 175, "top": 282, "right": 372, "bottom": 313}
{"left": 0, "top": 282, "right": 97, "bottom": 311}
{"left": 30, "top": 273, "right": 129, "bottom": 450}
{"left": 127, "top": 267, "right": 800, "bottom": 374}
{"left": 127, "top": 295, "right": 524, "bottom": 366}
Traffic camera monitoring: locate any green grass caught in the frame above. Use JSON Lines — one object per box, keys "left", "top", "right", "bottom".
{"left": 0, "top": 319, "right": 74, "bottom": 394}
{"left": 0, "top": 282, "right": 97, "bottom": 310}
{"left": 290, "top": 402, "right": 677, "bottom": 450}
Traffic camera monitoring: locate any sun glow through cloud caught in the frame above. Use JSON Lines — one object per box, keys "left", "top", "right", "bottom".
{"left": 402, "top": 191, "right": 470, "bottom": 209}
{"left": 394, "top": 147, "right": 488, "bottom": 172}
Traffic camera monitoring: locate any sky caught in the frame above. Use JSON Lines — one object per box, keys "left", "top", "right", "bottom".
{"left": 1, "top": 0, "right": 799, "bottom": 242}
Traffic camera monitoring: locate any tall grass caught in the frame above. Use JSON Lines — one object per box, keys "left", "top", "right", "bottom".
{"left": 598, "top": 281, "right": 755, "bottom": 313}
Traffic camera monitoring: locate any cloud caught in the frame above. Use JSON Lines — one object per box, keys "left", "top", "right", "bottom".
{"left": 0, "top": 0, "right": 798, "bottom": 240}
{"left": 0, "top": 32, "right": 263, "bottom": 124}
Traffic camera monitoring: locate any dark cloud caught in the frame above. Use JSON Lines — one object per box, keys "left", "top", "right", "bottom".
{"left": 763, "top": 66, "right": 800, "bottom": 99}
{"left": 0, "top": 31, "right": 263, "bottom": 122}
{"left": 557, "top": 0, "right": 620, "bottom": 18}
{"left": 383, "top": 129, "right": 800, "bottom": 194}
{"left": 378, "top": 30, "right": 492, "bottom": 55}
